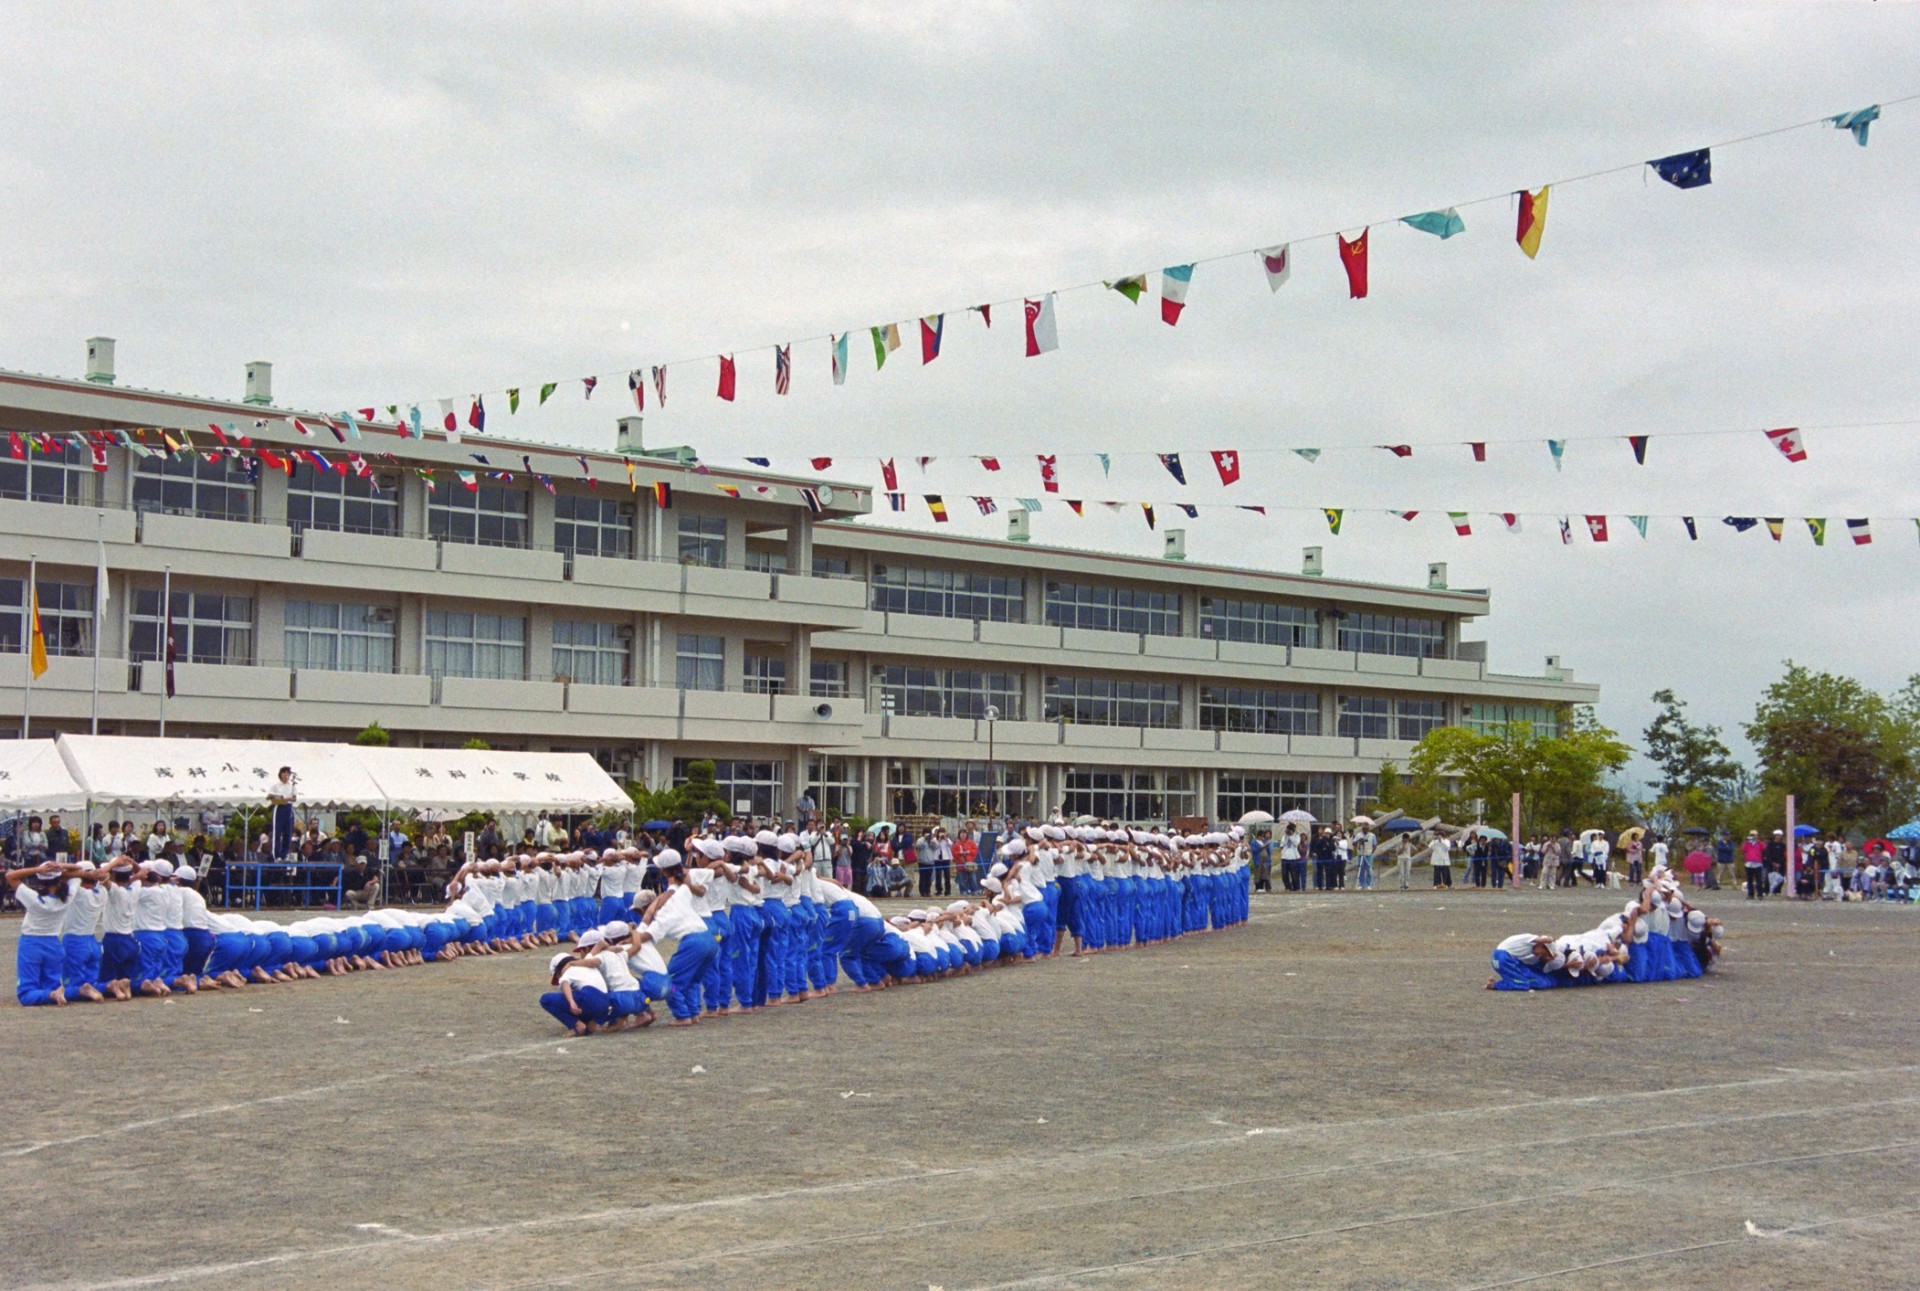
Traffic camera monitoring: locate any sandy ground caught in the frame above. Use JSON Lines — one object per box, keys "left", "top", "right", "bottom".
{"left": 2, "top": 885, "right": 1917, "bottom": 1291}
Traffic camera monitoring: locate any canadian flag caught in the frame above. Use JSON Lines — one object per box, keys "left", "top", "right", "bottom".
{"left": 1765, "top": 427, "right": 1807, "bottom": 462}
{"left": 1211, "top": 450, "right": 1240, "bottom": 486}
{"left": 1586, "top": 515, "right": 1609, "bottom": 542}
{"left": 1038, "top": 454, "right": 1059, "bottom": 493}
{"left": 89, "top": 442, "right": 108, "bottom": 472}
{"left": 1024, "top": 293, "right": 1059, "bottom": 357}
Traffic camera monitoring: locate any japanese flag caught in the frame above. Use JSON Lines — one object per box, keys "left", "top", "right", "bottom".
{"left": 1257, "top": 243, "right": 1291, "bottom": 292}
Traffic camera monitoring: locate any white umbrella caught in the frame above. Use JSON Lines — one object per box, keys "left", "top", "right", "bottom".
{"left": 1350, "top": 814, "right": 1374, "bottom": 827}
{"left": 1073, "top": 814, "right": 1100, "bottom": 825}
{"left": 1280, "top": 809, "right": 1317, "bottom": 824}
{"left": 1238, "top": 810, "right": 1275, "bottom": 826}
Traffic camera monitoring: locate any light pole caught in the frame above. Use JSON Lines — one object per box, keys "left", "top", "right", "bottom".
{"left": 983, "top": 704, "right": 999, "bottom": 825}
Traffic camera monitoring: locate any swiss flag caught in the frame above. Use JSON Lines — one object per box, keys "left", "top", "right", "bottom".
{"left": 1586, "top": 515, "right": 1609, "bottom": 542}
{"left": 1765, "top": 427, "right": 1807, "bottom": 462}
{"left": 1211, "top": 450, "right": 1240, "bottom": 486}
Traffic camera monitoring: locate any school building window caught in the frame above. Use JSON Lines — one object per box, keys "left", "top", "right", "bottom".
{"left": 130, "top": 588, "right": 254, "bottom": 666}
{"left": 675, "top": 634, "right": 725, "bottom": 691}
{"left": 553, "top": 494, "right": 633, "bottom": 559}
{"left": 424, "top": 609, "right": 527, "bottom": 680}
{"left": 870, "top": 562, "right": 1025, "bottom": 622}
{"left": 1198, "top": 685, "right": 1321, "bottom": 735}
{"left": 1044, "top": 676, "right": 1180, "bottom": 728}
{"left": 1200, "top": 597, "right": 1320, "bottom": 648}
{"left": 428, "top": 483, "right": 530, "bottom": 549}
{"left": 133, "top": 453, "right": 255, "bottom": 523}
{"left": 1044, "top": 581, "right": 1181, "bottom": 637}
{"left": 876, "top": 665, "right": 1023, "bottom": 720}
{"left": 287, "top": 464, "right": 398, "bottom": 536}
{"left": 284, "top": 600, "right": 395, "bottom": 673}
{"left": 552, "top": 619, "right": 630, "bottom": 686}
{"left": 1337, "top": 613, "right": 1446, "bottom": 659}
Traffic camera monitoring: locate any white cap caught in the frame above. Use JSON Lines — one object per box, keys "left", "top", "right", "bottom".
{"left": 754, "top": 830, "right": 780, "bottom": 848}
{"left": 577, "top": 930, "right": 605, "bottom": 948}
{"left": 888, "top": 915, "right": 910, "bottom": 927}
{"left": 147, "top": 858, "right": 175, "bottom": 877}
{"left": 1686, "top": 910, "right": 1707, "bottom": 933}
{"left": 76, "top": 859, "right": 96, "bottom": 872}
{"left": 174, "top": 864, "right": 197, "bottom": 881}
{"left": 1043, "top": 825, "right": 1066, "bottom": 841}
{"left": 1001, "top": 838, "right": 1027, "bottom": 857}
{"left": 982, "top": 876, "right": 1003, "bottom": 893}
{"left": 1025, "top": 826, "right": 1045, "bottom": 841}
{"left": 548, "top": 952, "right": 573, "bottom": 972}
{"left": 653, "top": 848, "right": 683, "bottom": 868}
{"left": 722, "top": 835, "right": 757, "bottom": 856}
{"left": 946, "top": 901, "right": 970, "bottom": 912}
{"left": 601, "top": 847, "right": 621, "bottom": 860}
{"left": 690, "top": 838, "right": 726, "bottom": 861}
{"left": 776, "top": 832, "right": 801, "bottom": 854}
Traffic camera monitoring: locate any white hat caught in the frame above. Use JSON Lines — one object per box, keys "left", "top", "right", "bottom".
{"left": 888, "top": 915, "right": 910, "bottom": 927}
{"left": 722, "top": 835, "right": 757, "bottom": 856}
{"left": 147, "top": 858, "right": 175, "bottom": 877}
{"left": 776, "top": 832, "right": 801, "bottom": 854}
{"left": 577, "top": 930, "right": 605, "bottom": 948}
{"left": 653, "top": 848, "right": 683, "bottom": 868}
{"left": 76, "top": 859, "right": 96, "bottom": 872}
{"left": 946, "top": 901, "right": 970, "bottom": 912}
{"left": 753, "top": 829, "right": 780, "bottom": 848}
{"left": 174, "top": 864, "right": 198, "bottom": 881}
{"left": 981, "top": 876, "right": 1004, "bottom": 893}
{"left": 690, "top": 838, "right": 726, "bottom": 861}
{"left": 1001, "top": 838, "right": 1028, "bottom": 857}
{"left": 1686, "top": 910, "right": 1707, "bottom": 934}
{"left": 548, "top": 952, "right": 573, "bottom": 972}
{"left": 604, "top": 920, "right": 632, "bottom": 938}
{"left": 1043, "top": 825, "right": 1066, "bottom": 841}
{"left": 601, "top": 847, "right": 621, "bottom": 860}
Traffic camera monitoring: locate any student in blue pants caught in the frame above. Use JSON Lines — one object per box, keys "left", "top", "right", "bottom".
{"left": 540, "top": 952, "right": 613, "bottom": 1035}
{"left": 636, "top": 850, "right": 720, "bottom": 1025}
{"left": 60, "top": 862, "right": 111, "bottom": 1001}
{"left": 8, "top": 861, "right": 81, "bottom": 1006}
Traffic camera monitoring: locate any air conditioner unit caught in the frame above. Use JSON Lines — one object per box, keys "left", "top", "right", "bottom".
{"left": 618, "top": 501, "right": 637, "bottom": 518}
{"left": 615, "top": 624, "right": 636, "bottom": 642}
{"left": 376, "top": 473, "right": 399, "bottom": 491}
{"left": 365, "top": 606, "right": 396, "bottom": 624}
{"left": 872, "top": 564, "right": 888, "bottom": 578}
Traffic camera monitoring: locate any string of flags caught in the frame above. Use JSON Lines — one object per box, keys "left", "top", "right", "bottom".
{"left": 348, "top": 98, "right": 1905, "bottom": 429}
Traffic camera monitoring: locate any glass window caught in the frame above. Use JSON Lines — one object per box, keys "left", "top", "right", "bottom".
{"left": 744, "top": 548, "right": 788, "bottom": 573}
{"left": 812, "top": 552, "right": 851, "bottom": 578}
{"left": 424, "top": 609, "right": 527, "bottom": 680}
{"left": 0, "top": 438, "right": 96, "bottom": 505}
{"left": 554, "top": 494, "right": 633, "bottom": 559}
{"left": 675, "top": 757, "right": 782, "bottom": 818}
{"left": 1043, "top": 675, "right": 1180, "bottom": 728}
{"left": 553, "top": 619, "right": 630, "bottom": 686}
{"left": 676, "top": 634, "right": 724, "bottom": 692}
{"left": 1336, "top": 694, "right": 1391, "bottom": 740}
{"left": 870, "top": 562, "right": 1024, "bottom": 622}
{"left": 1395, "top": 698, "right": 1448, "bottom": 741}
{"left": 287, "top": 463, "right": 397, "bottom": 536}
{"left": 0, "top": 577, "right": 93, "bottom": 657}
{"left": 1338, "top": 613, "right": 1446, "bottom": 659}
{"left": 1044, "top": 581, "right": 1181, "bottom": 636}
{"left": 133, "top": 453, "right": 255, "bottom": 522}
{"left": 805, "top": 755, "right": 860, "bottom": 817}
{"left": 678, "top": 515, "right": 728, "bottom": 567}
{"left": 428, "top": 483, "right": 529, "bottom": 549}
{"left": 1198, "top": 685, "right": 1320, "bottom": 735}
{"left": 1217, "top": 773, "right": 1337, "bottom": 825}
{"left": 1200, "top": 597, "right": 1319, "bottom": 648}
{"left": 885, "top": 759, "right": 1036, "bottom": 821}
{"left": 1062, "top": 769, "right": 1198, "bottom": 825}
{"left": 744, "top": 652, "right": 787, "bottom": 695}
{"left": 1464, "top": 703, "right": 1563, "bottom": 739}
{"left": 809, "top": 658, "right": 849, "bottom": 697}
{"left": 877, "top": 665, "right": 1024, "bottom": 720}
{"left": 284, "top": 600, "right": 395, "bottom": 674}
{"left": 130, "top": 587, "right": 253, "bottom": 665}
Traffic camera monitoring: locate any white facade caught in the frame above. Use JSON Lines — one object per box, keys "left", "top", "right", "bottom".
{"left": 0, "top": 359, "right": 1597, "bottom": 825}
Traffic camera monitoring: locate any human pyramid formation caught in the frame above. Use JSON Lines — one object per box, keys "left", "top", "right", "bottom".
{"left": 539, "top": 822, "right": 1253, "bottom": 1034}
{"left": 1487, "top": 865, "right": 1727, "bottom": 991}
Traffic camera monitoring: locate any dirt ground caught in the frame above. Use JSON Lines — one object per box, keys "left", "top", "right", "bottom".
{"left": 3, "top": 885, "right": 1917, "bottom": 1290}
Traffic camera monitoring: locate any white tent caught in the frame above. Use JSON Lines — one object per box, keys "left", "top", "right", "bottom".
{"left": 56, "top": 735, "right": 390, "bottom": 813}
{"left": 349, "top": 746, "right": 630, "bottom": 815}
{"left": 0, "top": 739, "right": 88, "bottom": 812}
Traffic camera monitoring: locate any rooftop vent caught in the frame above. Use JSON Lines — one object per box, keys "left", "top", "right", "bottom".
{"left": 1007, "top": 510, "right": 1032, "bottom": 543}
{"left": 244, "top": 361, "right": 273, "bottom": 406}
{"left": 1428, "top": 561, "right": 1448, "bottom": 591}
{"left": 1302, "top": 546, "right": 1324, "bottom": 577}
{"left": 616, "top": 416, "right": 644, "bottom": 455}
{"left": 1162, "top": 528, "right": 1186, "bottom": 561}
{"left": 85, "top": 337, "right": 116, "bottom": 384}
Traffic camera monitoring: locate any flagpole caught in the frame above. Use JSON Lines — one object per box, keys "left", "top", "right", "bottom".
{"left": 158, "top": 565, "right": 171, "bottom": 739}
{"left": 22, "top": 554, "right": 35, "bottom": 739}
{"left": 91, "top": 516, "right": 105, "bottom": 735}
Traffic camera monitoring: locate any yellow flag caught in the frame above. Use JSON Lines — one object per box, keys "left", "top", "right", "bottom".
{"left": 28, "top": 582, "right": 48, "bottom": 678}
{"left": 1516, "top": 185, "right": 1549, "bottom": 259}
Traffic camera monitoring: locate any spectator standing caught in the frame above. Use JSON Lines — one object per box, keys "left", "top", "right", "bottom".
{"left": 1278, "top": 826, "right": 1304, "bottom": 891}
{"left": 914, "top": 830, "right": 936, "bottom": 897}
{"left": 954, "top": 826, "right": 980, "bottom": 895}
{"left": 1249, "top": 832, "right": 1272, "bottom": 892}
{"left": 1428, "top": 834, "right": 1453, "bottom": 888}
{"left": 1352, "top": 827, "right": 1376, "bottom": 891}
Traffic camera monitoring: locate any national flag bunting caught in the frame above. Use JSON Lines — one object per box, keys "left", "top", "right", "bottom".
{"left": 1294, "top": 448, "right": 1320, "bottom": 464}
{"left": 1338, "top": 229, "right": 1369, "bottom": 298}
{"left": 1381, "top": 444, "right": 1412, "bottom": 458}
{"left": 1158, "top": 453, "right": 1185, "bottom": 485}
{"left": 1106, "top": 275, "right": 1146, "bottom": 304}
{"left": 457, "top": 470, "right": 478, "bottom": 491}
{"left": 1724, "top": 517, "right": 1759, "bottom": 533}
{"left": 628, "top": 370, "right": 644, "bottom": 411}
{"left": 1449, "top": 512, "right": 1471, "bottom": 537}
{"left": 653, "top": 481, "right": 672, "bottom": 510}
{"left": 1017, "top": 498, "right": 1042, "bottom": 512}
{"left": 1141, "top": 504, "right": 1155, "bottom": 530}
{"left": 926, "top": 495, "right": 949, "bottom": 522}
{"left": 1161, "top": 264, "right": 1193, "bottom": 325}
{"left": 1516, "top": 186, "right": 1549, "bottom": 258}
{"left": 974, "top": 496, "right": 997, "bottom": 516}
{"left": 1024, "top": 294, "right": 1058, "bottom": 357}
{"left": 970, "top": 304, "right": 992, "bottom": 327}
{"left": 539, "top": 382, "right": 557, "bottom": 406}
{"left": 886, "top": 492, "right": 905, "bottom": 512}
{"left": 775, "top": 345, "right": 791, "bottom": 395}
{"left": 880, "top": 458, "right": 899, "bottom": 490}
{"left": 715, "top": 484, "right": 741, "bottom": 498}
{"left": 978, "top": 457, "right": 1001, "bottom": 471}
{"left": 1065, "top": 499, "right": 1084, "bottom": 516}
{"left": 1323, "top": 508, "right": 1343, "bottom": 534}
{"left": 920, "top": 315, "right": 943, "bottom": 363}
{"left": 1628, "top": 435, "right": 1649, "bottom": 465}
{"left": 1402, "top": 207, "right": 1464, "bottom": 239}
{"left": 871, "top": 324, "right": 900, "bottom": 369}
{"left": 652, "top": 366, "right": 667, "bottom": 407}
{"left": 1211, "top": 450, "right": 1240, "bottom": 486}
{"left": 1559, "top": 517, "right": 1573, "bottom": 545}
{"left": 1038, "top": 455, "right": 1059, "bottom": 493}
{"left": 1629, "top": 515, "right": 1649, "bottom": 539}
{"left": 469, "top": 396, "right": 485, "bottom": 433}
{"left": 582, "top": 376, "right": 597, "bottom": 399}
{"left": 1764, "top": 518, "right": 1785, "bottom": 542}
{"left": 831, "top": 333, "right": 848, "bottom": 386}
{"left": 718, "top": 354, "right": 736, "bottom": 402}
{"left": 1806, "top": 517, "right": 1828, "bottom": 545}
{"left": 1682, "top": 517, "right": 1698, "bottom": 541}
{"left": 801, "top": 487, "right": 825, "bottom": 516}
{"left": 1765, "top": 427, "right": 1807, "bottom": 462}
{"left": 1257, "top": 243, "right": 1291, "bottom": 292}
{"left": 1650, "top": 148, "right": 1712, "bottom": 189}
{"left": 1848, "top": 518, "right": 1872, "bottom": 545}
{"left": 810, "top": 457, "right": 833, "bottom": 471}
{"left": 1501, "top": 513, "right": 1522, "bottom": 533}
{"left": 1586, "top": 515, "right": 1609, "bottom": 542}
{"left": 1547, "top": 439, "right": 1566, "bottom": 471}
{"left": 1175, "top": 503, "right": 1197, "bottom": 518}
{"left": 1832, "top": 106, "right": 1880, "bottom": 146}
{"left": 507, "top": 388, "right": 520, "bottom": 415}
{"left": 1469, "top": 443, "right": 1487, "bottom": 462}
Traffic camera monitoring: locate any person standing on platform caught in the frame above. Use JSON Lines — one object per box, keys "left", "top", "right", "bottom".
{"left": 268, "top": 767, "right": 297, "bottom": 861}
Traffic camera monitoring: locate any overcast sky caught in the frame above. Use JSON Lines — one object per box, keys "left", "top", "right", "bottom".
{"left": 5, "top": 2, "right": 1918, "bottom": 787}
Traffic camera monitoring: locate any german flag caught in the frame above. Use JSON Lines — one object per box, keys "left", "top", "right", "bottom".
{"left": 925, "top": 495, "right": 948, "bottom": 523}
{"left": 653, "top": 480, "right": 672, "bottom": 509}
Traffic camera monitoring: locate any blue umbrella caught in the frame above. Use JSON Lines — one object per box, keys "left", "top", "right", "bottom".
{"left": 642, "top": 820, "right": 674, "bottom": 832}
{"left": 1793, "top": 824, "right": 1820, "bottom": 838}
{"left": 1889, "top": 822, "right": 1920, "bottom": 841}
{"left": 1380, "top": 818, "right": 1425, "bottom": 834}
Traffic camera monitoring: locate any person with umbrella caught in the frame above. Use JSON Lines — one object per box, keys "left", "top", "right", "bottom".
{"left": 1351, "top": 819, "right": 1377, "bottom": 891}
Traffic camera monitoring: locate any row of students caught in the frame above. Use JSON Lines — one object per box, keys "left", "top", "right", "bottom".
{"left": 536, "top": 823, "right": 1254, "bottom": 1032}
{"left": 1487, "top": 867, "right": 1726, "bottom": 991}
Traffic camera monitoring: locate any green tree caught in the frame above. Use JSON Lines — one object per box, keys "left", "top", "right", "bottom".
{"left": 1405, "top": 710, "right": 1632, "bottom": 836}
{"left": 1643, "top": 688, "right": 1741, "bottom": 798}
{"left": 671, "top": 759, "right": 732, "bottom": 823}
{"left": 1742, "top": 663, "right": 1920, "bottom": 834}
{"left": 352, "top": 721, "right": 391, "bottom": 747}
{"left": 460, "top": 737, "right": 491, "bottom": 751}
{"left": 623, "top": 781, "right": 681, "bottom": 824}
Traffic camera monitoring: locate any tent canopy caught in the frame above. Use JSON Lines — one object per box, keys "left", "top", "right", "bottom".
{"left": 0, "top": 739, "right": 88, "bottom": 813}
{"left": 351, "top": 746, "right": 629, "bottom": 814}
{"left": 57, "top": 735, "right": 389, "bottom": 813}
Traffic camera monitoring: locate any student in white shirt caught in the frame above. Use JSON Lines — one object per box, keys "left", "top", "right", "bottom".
{"left": 540, "top": 951, "right": 613, "bottom": 1036}
{"left": 635, "top": 850, "right": 719, "bottom": 1025}
{"left": 7, "top": 860, "right": 80, "bottom": 1005}
{"left": 59, "top": 862, "right": 111, "bottom": 1002}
